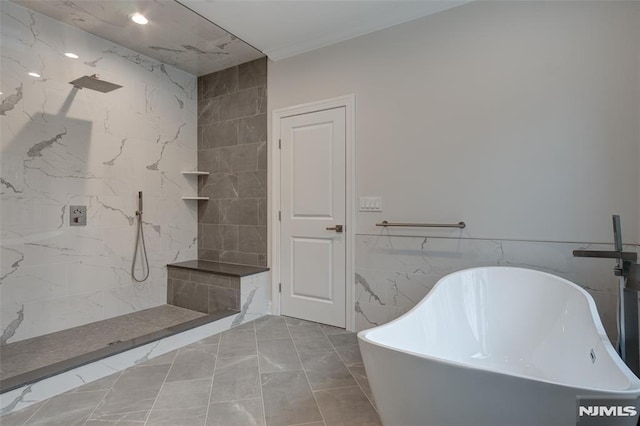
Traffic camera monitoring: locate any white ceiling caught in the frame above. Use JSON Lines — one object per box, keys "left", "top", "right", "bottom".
{"left": 178, "top": 0, "right": 469, "bottom": 61}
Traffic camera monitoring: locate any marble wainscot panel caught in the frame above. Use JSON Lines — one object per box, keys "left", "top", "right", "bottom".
{"left": 355, "top": 234, "right": 639, "bottom": 339}
{"left": 0, "top": 1, "right": 197, "bottom": 343}
{"left": 234, "top": 271, "right": 270, "bottom": 325}
{"left": 0, "top": 310, "right": 266, "bottom": 416}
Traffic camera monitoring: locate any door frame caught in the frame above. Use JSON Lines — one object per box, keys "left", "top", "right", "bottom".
{"left": 270, "top": 94, "right": 356, "bottom": 331}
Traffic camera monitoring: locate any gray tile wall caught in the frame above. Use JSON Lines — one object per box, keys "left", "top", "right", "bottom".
{"left": 197, "top": 58, "right": 267, "bottom": 267}
{"left": 167, "top": 267, "right": 240, "bottom": 314}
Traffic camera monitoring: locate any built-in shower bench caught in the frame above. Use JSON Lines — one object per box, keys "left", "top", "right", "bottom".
{"left": 166, "top": 260, "right": 270, "bottom": 316}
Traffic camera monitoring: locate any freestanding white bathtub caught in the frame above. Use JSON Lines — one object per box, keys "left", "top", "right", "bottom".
{"left": 358, "top": 267, "right": 640, "bottom": 426}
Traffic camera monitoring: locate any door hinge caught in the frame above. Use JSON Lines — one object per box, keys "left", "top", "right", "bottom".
{"left": 278, "top": 211, "right": 281, "bottom": 221}
{"left": 278, "top": 283, "right": 282, "bottom": 293}
{"left": 278, "top": 138, "right": 281, "bottom": 149}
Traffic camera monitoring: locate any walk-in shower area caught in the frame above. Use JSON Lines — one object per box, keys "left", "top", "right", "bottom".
{"left": 0, "top": 0, "right": 268, "bottom": 404}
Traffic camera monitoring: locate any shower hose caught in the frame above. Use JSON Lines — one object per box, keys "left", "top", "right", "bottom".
{"left": 131, "top": 207, "right": 150, "bottom": 282}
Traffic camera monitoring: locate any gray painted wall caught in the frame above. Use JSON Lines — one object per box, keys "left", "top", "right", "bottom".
{"left": 269, "top": 1, "right": 640, "bottom": 244}
{"left": 268, "top": 1, "right": 640, "bottom": 334}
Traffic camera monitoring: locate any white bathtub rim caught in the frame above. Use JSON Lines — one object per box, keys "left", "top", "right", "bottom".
{"left": 358, "top": 266, "right": 640, "bottom": 394}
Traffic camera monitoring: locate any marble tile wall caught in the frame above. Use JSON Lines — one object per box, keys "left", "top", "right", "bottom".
{"left": 232, "top": 272, "right": 270, "bottom": 326}
{"left": 0, "top": 2, "right": 197, "bottom": 343}
{"left": 10, "top": 0, "right": 265, "bottom": 77}
{"left": 197, "top": 58, "right": 268, "bottom": 267}
{"left": 354, "top": 233, "right": 640, "bottom": 339}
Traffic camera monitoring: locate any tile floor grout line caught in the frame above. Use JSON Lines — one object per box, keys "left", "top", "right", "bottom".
{"left": 289, "top": 322, "right": 329, "bottom": 356}
{"left": 289, "top": 423, "right": 327, "bottom": 426}
{"left": 257, "top": 366, "right": 310, "bottom": 374}
{"left": 81, "top": 371, "right": 124, "bottom": 426}
{"left": 87, "top": 408, "right": 173, "bottom": 416}
{"left": 328, "top": 334, "right": 380, "bottom": 415}
{"left": 313, "top": 384, "right": 362, "bottom": 393}
{"left": 85, "top": 408, "right": 155, "bottom": 418}
{"left": 141, "top": 347, "right": 181, "bottom": 426}
{"left": 293, "top": 318, "right": 368, "bottom": 417}
{"left": 348, "top": 367, "right": 379, "bottom": 414}
{"left": 15, "top": 393, "right": 49, "bottom": 426}
{"left": 203, "top": 329, "right": 223, "bottom": 426}
{"left": 290, "top": 322, "right": 328, "bottom": 426}
{"left": 290, "top": 422, "right": 330, "bottom": 426}
{"left": 333, "top": 348, "right": 349, "bottom": 366}
{"left": 322, "top": 324, "right": 380, "bottom": 415}
{"left": 131, "top": 373, "right": 213, "bottom": 386}
{"left": 255, "top": 319, "right": 268, "bottom": 426}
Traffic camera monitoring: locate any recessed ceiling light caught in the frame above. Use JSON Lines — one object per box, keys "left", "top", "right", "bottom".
{"left": 130, "top": 13, "right": 148, "bottom": 25}
{"left": 28, "top": 72, "right": 41, "bottom": 78}
{"left": 64, "top": 52, "right": 79, "bottom": 59}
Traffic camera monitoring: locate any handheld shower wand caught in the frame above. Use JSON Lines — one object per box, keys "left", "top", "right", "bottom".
{"left": 132, "top": 191, "right": 150, "bottom": 282}
{"left": 137, "top": 191, "right": 143, "bottom": 215}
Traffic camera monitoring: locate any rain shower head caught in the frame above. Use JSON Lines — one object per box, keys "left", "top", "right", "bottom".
{"left": 69, "top": 74, "right": 122, "bottom": 93}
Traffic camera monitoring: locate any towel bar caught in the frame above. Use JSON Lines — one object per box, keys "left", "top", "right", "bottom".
{"left": 376, "top": 220, "right": 466, "bottom": 229}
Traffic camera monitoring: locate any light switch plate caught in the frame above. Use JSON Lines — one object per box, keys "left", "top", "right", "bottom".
{"left": 359, "top": 196, "right": 382, "bottom": 212}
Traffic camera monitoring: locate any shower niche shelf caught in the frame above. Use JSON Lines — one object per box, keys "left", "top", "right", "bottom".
{"left": 181, "top": 170, "right": 209, "bottom": 200}
{"left": 181, "top": 171, "right": 210, "bottom": 176}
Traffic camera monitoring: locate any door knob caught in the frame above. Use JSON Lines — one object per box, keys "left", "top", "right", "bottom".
{"left": 326, "top": 225, "right": 343, "bottom": 233}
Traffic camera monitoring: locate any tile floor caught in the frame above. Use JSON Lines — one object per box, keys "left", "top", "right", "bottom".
{"left": 0, "top": 316, "right": 381, "bottom": 426}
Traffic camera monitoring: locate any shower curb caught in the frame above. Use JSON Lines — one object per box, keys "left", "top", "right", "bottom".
{"left": 0, "top": 311, "right": 260, "bottom": 416}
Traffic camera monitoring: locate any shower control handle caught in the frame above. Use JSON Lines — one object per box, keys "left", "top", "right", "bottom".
{"left": 326, "top": 225, "right": 343, "bottom": 233}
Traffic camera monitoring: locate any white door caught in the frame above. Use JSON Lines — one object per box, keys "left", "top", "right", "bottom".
{"left": 280, "top": 107, "right": 346, "bottom": 327}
